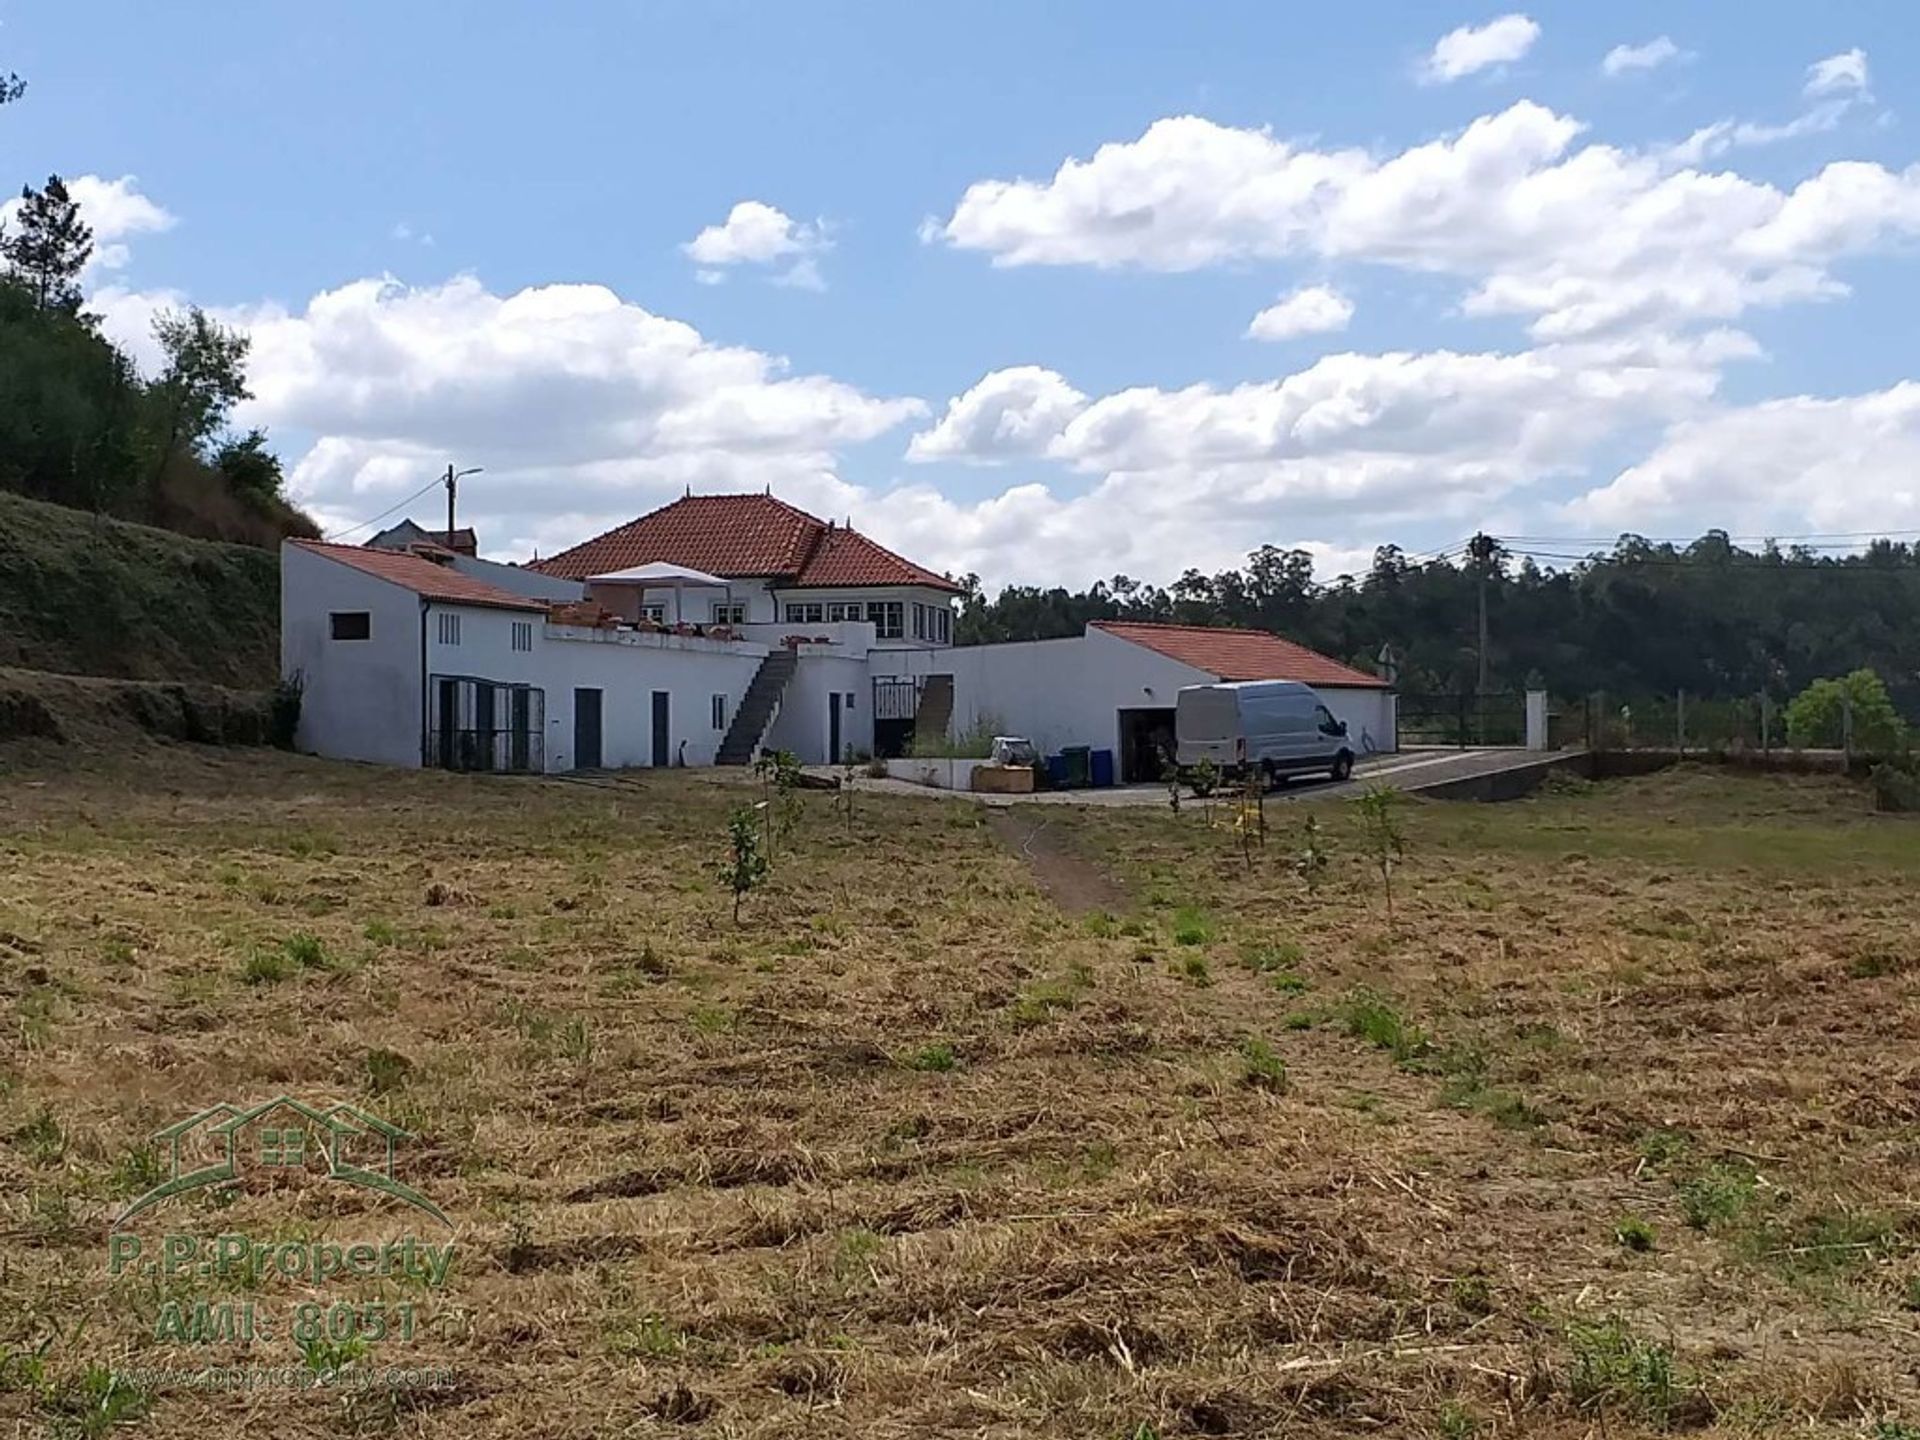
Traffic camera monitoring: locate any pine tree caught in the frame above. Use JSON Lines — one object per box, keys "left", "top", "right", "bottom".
{"left": 3, "top": 175, "right": 92, "bottom": 313}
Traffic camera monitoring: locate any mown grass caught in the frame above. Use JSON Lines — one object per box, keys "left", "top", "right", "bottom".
{"left": 0, "top": 752, "right": 1916, "bottom": 1437}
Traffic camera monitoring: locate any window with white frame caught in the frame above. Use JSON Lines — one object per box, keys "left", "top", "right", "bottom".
{"left": 912, "top": 603, "right": 926, "bottom": 641}
{"left": 640, "top": 603, "right": 667, "bottom": 624}
{"left": 436, "top": 612, "right": 461, "bottom": 645}
{"left": 711, "top": 601, "right": 747, "bottom": 625}
{"left": 711, "top": 694, "right": 727, "bottom": 730}
{"left": 826, "top": 601, "right": 861, "bottom": 623}
{"left": 511, "top": 621, "right": 533, "bottom": 652}
{"left": 867, "top": 600, "right": 903, "bottom": 640}
{"left": 785, "top": 601, "right": 824, "bottom": 624}
{"left": 934, "top": 605, "right": 950, "bottom": 644}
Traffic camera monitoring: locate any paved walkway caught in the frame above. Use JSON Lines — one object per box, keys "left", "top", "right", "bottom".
{"left": 821, "top": 746, "right": 1554, "bottom": 807}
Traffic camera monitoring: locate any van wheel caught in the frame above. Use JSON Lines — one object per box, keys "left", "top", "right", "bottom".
{"left": 1331, "top": 752, "right": 1354, "bottom": 782}
{"left": 1260, "top": 761, "right": 1281, "bottom": 792}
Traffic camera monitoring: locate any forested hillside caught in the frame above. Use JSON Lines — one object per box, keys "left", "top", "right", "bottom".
{"left": 0, "top": 67, "right": 314, "bottom": 547}
{"left": 956, "top": 534, "right": 1920, "bottom": 711}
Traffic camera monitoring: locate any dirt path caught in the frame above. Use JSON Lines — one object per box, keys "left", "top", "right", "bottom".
{"left": 985, "top": 809, "right": 1130, "bottom": 915}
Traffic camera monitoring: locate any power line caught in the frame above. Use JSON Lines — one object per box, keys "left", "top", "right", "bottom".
{"left": 324, "top": 476, "right": 446, "bottom": 543}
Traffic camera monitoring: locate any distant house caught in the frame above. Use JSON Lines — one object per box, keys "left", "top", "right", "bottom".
{"left": 282, "top": 492, "right": 1393, "bottom": 780}
{"left": 366, "top": 519, "right": 479, "bottom": 557}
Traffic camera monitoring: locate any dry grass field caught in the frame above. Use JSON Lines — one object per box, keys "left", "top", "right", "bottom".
{"left": 2, "top": 744, "right": 1918, "bottom": 1438}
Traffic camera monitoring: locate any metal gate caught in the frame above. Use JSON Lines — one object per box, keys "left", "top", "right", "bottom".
{"left": 428, "top": 676, "right": 545, "bottom": 772}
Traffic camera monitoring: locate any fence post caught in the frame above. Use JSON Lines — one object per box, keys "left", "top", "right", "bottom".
{"left": 1676, "top": 689, "right": 1686, "bottom": 756}
{"left": 1759, "top": 691, "right": 1770, "bottom": 757}
{"left": 1843, "top": 690, "right": 1854, "bottom": 763}
{"left": 1457, "top": 692, "right": 1468, "bottom": 750}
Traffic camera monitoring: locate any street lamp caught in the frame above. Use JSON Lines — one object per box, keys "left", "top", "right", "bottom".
{"left": 443, "top": 464, "right": 483, "bottom": 538}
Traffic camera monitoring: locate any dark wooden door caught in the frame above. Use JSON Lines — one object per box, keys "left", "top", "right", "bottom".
{"left": 828, "top": 693, "right": 842, "bottom": 765}
{"left": 574, "top": 688, "right": 603, "bottom": 769}
{"left": 651, "top": 691, "right": 670, "bottom": 767}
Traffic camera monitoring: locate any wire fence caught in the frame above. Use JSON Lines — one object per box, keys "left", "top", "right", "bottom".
{"left": 1577, "top": 690, "right": 1918, "bottom": 762}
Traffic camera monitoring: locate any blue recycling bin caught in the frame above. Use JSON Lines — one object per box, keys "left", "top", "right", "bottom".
{"left": 1090, "top": 748, "right": 1116, "bottom": 787}
{"left": 1045, "top": 754, "right": 1070, "bottom": 788}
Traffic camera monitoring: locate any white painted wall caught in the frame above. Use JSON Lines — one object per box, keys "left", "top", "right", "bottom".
{"left": 764, "top": 653, "right": 874, "bottom": 763}
{"left": 889, "top": 628, "right": 1212, "bottom": 758}
{"left": 449, "top": 556, "right": 583, "bottom": 602}
{"left": 536, "top": 628, "right": 767, "bottom": 770}
{"left": 1318, "top": 686, "right": 1398, "bottom": 755}
{"left": 281, "top": 543, "right": 426, "bottom": 767}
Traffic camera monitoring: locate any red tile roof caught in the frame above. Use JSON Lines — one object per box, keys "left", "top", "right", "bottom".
{"left": 290, "top": 540, "right": 549, "bottom": 613}
{"left": 1091, "top": 620, "right": 1390, "bottom": 688}
{"left": 531, "top": 493, "right": 962, "bottom": 592}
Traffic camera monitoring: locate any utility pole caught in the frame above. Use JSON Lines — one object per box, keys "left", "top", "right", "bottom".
{"left": 442, "top": 464, "right": 483, "bottom": 541}
{"left": 1468, "top": 532, "right": 1497, "bottom": 741}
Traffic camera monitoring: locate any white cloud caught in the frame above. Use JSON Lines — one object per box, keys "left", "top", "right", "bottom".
{"left": 683, "top": 200, "right": 831, "bottom": 288}
{"left": 1602, "top": 37, "right": 1683, "bottom": 77}
{"left": 174, "top": 275, "right": 926, "bottom": 553}
{"left": 883, "top": 332, "right": 1753, "bottom": 582}
{"left": 1570, "top": 382, "right": 1920, "bottom": 533}
{"left": 0, "top": 173, "right": 175, "bottom": 277}
{"left": 906, "top": 366, "right": 1089, "bottom": 463}
{"left": 1805, "top": 48, "right": 1869, "bottom": 99}
{"left": 1423, "top": 15, "right": 1540, "bottom": 84}
{"left": 1246, "top": 284, "right": 1354, "bottom": 340}
{"left": 933, "top": 100, "right": 1920, "bottom": 340}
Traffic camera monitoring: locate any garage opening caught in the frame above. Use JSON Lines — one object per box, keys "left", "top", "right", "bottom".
{"left": 1116, "top": 707, "right": 1176, "bottom": 783}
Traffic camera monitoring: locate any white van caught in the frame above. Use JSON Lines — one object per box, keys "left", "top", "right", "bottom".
{"left": 1175, "top": 680, "right": 1354, "bottom": 788}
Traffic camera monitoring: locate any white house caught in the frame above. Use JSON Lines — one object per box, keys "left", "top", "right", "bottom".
{"left": 888, "top": 620, "right": 1397, "bottom": 782}
{"left": 282, "top": 492, "right": 1394, "bottom": 780}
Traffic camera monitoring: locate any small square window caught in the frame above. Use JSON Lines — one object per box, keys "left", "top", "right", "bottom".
{"left": 329, "top": 611, "right": 371, "bottom": 641}
{"left": 640, "top": 604, "right": 667, "bottom": 624}
{"left": 511, "top": 621, "right": 533, "bottom": 652}
{"left": 436, "top": 612, "right": 461, "bottom": 646}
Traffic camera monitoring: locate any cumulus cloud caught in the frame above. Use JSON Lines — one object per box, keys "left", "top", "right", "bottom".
{"left": 683, "top": 200, "right": 831, "bottom": 288}
{"left": 1602, "top": 37, "right": 1683, "bottom": 77}
{"left": 0, "top": 173, "right": 175, "bottom": 276}
{"left": 1805, "top": 48, "right": 1869, "bottom": 98}
{"left": 880, "top": 332, "right": 1759, "bottom": 582}
{"left": 1570, "top": 383, "right": 1920, "bottom": 533}
{"left": 1422, "top": 15, "right": 1540, "bottom": 84}
{"left": 1246, "top": 284, "right": 1354, "bottom": 340}
{"left": 179, "top": 275, "right": 925, "bottom": 552}
{"left": 906, "top": 366, "right": 1088, "bottom": 463}
{"left": 932, "top": 100, "right": 1920, "bottom": 340}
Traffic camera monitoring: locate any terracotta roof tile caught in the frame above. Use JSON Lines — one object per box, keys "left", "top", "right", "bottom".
{"left": 1091, "top": 621, "right": 1389, "bottom": 688}
{"left": 531, "top": 493, "right": 961, "bottom": 591}
{"left": 290, "top": 540, "right": 549, "bottom": 612}
{"left": 793, "top": 525, "right": 963, "bottom": 592}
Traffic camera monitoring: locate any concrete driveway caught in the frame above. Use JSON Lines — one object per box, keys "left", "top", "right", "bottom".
{"left": 829, "top": 747, "right": 1524, "bottom": 806}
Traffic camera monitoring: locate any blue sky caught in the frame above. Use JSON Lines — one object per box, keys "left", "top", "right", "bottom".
{"left": 8, "top": 2, "right": 1920, "bottom": 585}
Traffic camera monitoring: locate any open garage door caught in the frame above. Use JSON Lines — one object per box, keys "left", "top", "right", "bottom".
{"left": 1117, "top": 707, "right": 1176, "bottom": 783}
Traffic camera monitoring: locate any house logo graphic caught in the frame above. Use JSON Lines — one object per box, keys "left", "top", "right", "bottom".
{"left": 114, "top": 1095, "right": 450, "bottom": 1229}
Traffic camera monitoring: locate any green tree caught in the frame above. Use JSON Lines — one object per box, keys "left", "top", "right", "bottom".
{"left": 0, "top": 71, "right": 24, "bottom": 106}
{"left": 1785, "top": 669, "right": 1907, "bottom": 754}
{"left": 1352, "top": 784, "right": 1406, "bottom": 929}
{"left": 3, "top": 175, "right": 92, "bottom": 313}
{"left": 214, "top": 428, "right": 285, "bottom": 503}
{"left": 148, "top": 306, "right": 252, "bottom": 478}
{"left": 719, "top": 806, "right": 769, "bottom": 922}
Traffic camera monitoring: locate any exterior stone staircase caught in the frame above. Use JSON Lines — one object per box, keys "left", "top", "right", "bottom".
{"left": 913, "top": 673, "right": 954, "bottom": 746}
{"left": 716, "top": 649, "right": 798, "bottom": 765}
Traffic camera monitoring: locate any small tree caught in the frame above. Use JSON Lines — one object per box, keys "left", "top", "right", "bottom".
{"left": 1352, "top": 784, "right": 1406, "bottom": 928}
{"left": 1785, "top": 669, "right": 1907, "bottom": 756}
{"left": 753, "top": 748, "right": 804, "bottom": 858}
{"left": 837, "top": 751, "right": 859, "bottom": 833}
{"left": 147, "top": 306, "right": 252, "bottom": 486}
{"left": 719, "top": 806, "right": 769, "bottom": 923}
{"left": 1230, "top": 785, "right": 1264, "bottom": 868}
{"left": 1293, "top": 814, "right": 1329, "bottom": 896}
